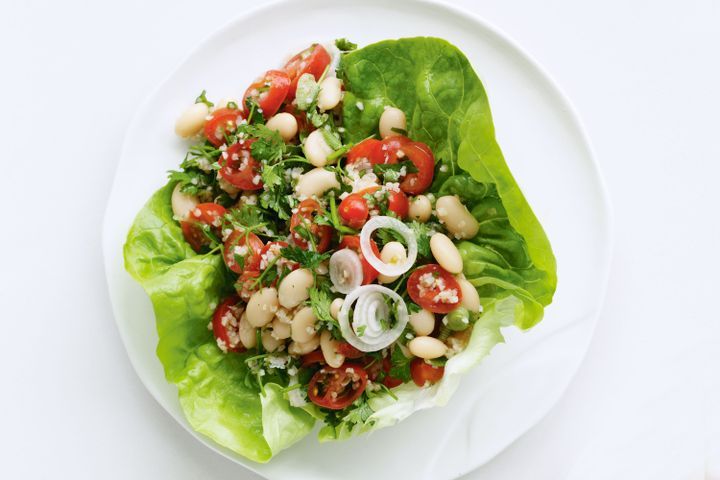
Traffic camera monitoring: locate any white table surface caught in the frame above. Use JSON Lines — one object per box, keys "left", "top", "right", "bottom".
{"left": 1, "top": 0, "right": 718, "bottom": 478}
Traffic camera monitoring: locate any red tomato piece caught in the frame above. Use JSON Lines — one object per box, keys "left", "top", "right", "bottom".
{"left": 346, "top": 138, "right": 385, "bottom": 166}
{"left": 407, "top": 264, "right": 463, "bottom": 314}
{"left": 243, "top": 69, "right": 291, "bottom": 118}
{"left": 234, "top": 270, "right": 260, "bottom": 301}
{"left": 223, "top": 230, "right": 264, "bottom": 274}
{"left": 218, "top": 140, "right": 263, "bottom": 191}
{"left": 387, "top": 190, "right": 409, "bottom": 218}
{"left": 284, "top": 44, "right": 331, "bottom": 100}
{"left": 180, "top": 203, "right": 227, "bottom": 252}
{"left": 204, "top": 107, "right": 245, "bottom": 147}
{"left": 410, "top": 358, "right": 445, "bottom": 387}
{"left": 307, "top": 364, "right": 368, "bottom": 410}
{"left": 399, "top": 141, "right": 435, "bottom": 194}
{"left": 289, "top": 199, "right": 333, "bottom": 253}
{"left": 382, "top": 356, "right": 404, "bottom": 388}
{"left": 211, "top": 295, "right": 245, "bottom": 353}
{"left": 339, "top": 235, "right": 381, "bottom": 285}
{"left": 301, "top": 349, "right": 326, "bottom": 367}
{"left": 338, "top": 193, "right": 370, "bottom": 229}
{"left": 336, "top": 342, "right": 365, "bottom": 359}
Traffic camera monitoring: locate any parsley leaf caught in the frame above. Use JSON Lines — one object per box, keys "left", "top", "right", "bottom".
{"left": 195, "top": 89, "right": 214, "bottom": 108}
{"left": 409, "top": 221, "right": 434, "bottom": 258}
{"left": 334, "top": 38, "right": 357, "bottom": 52}
{"left": 373, "top": 161, "right": 418, "bottom": 182}
{"left": 388, "top": 345, "right": 412, "bottom": 383}
{"left": 309, "top": 287, "right": 340, "bottom": 332}
{"left": 280, "top": 246, "right": 330, "bottom": 271}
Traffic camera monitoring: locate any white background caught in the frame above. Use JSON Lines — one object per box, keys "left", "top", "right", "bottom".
{"left": 1, "top": 0, "right": 718, "bottom": 479}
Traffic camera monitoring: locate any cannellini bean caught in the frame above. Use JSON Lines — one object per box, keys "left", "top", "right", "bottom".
{"left": 218, "top": 177, "right": 240, "bottom": 197}
{"left": 435, "top": 196, "right": 480, "bottom": 239}
{"left": 171, "top": 183, "right": 199, "bottom": 220}
{"left": 288, "top": 336, "right": 320, "bottom": 355}
{"left": 329, "top": 298, "right": 344, "bottom": 320}
{"left": 317, "top": 77, "right": 343, "bottom": 111}
{"left": 457, "top": 278, "right": 481, "bottom": 313}
{"left": 409, "top": 309, "right": 435, "bottom": 336}
{"left": 408, "top": 336, "right": 447, "bottom": 359}
{"left": 379, "top": 106, "right": 407, "bottom": 138}
{"left": 265, "top": 112, "right": 298, "bottom": 142}
{"left": 430, "top": 233, "right": 463, "bottom": 274}
{"left": 303, "top": 129, "right": 334, "bottom": 167}
{"left": 377, "top": 241, "right": 407, "bottom": 284}
{"left": 408, "top": 195, "right": 432, "bottom": 222}
{"left": 174, "top": 102, "right": 209, "bottom": 138}
{"left": 270, "top": 317, "right": 291, "bottom": 340}
{"left": 278, "top": 268, "right": 314, "bottom": 308}
{"left": 262, "top": 330, "right": 283, "bottom": 352}
{"left": 238, "top": 312, "right": 257, "bottom": 349}
{"left": 291, "top": 306, "right": 317, "bottom": 343}
{"left": 320, "top": 330, "right": 345, "bottom": 368}
{"left": 295, "top": 167, "right": 341, "bottom": 198}
{"left": 246, "top": 288, "right": 279, "bottom": 327}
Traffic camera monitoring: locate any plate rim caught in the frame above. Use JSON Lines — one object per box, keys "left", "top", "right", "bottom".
{"left": 102, "top": 0, "right": 614, "bottom": 477}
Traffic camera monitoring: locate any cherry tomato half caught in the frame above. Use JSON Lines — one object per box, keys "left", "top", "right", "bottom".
{"left": 180, "top": 203, "right": 227, "bottom": 252}
{"left": 204, "top": 107, "right": 244, "bottom": 147}
{"left": 407, "top": 264, "right": 463, "bottom": 314}
{"left": 382, "top": 356, "right": 404, "bottom": 388}
{"left": 218, "top": 140, "right": 263, "bottom": 191}
{"left": 338, "top": 193, "right": 369, "bottom": 229}
{"left": 307, "top": 364, "right": 368, "bottom": 410}
{"left": 410, "top": 357, "right": 445, "bottom": 387}
{"left": 211, "top": 295, "right": 245, "bottom": 353}
{"left": 243, "top": 69, "right": 291, "bottom": 118}
{"left": 289, "top": 199, "right": 333, "bottom": 253}
{"left": 223, "top": 230, "right": 264, "bottom": 274}
{"left": 346, "top": 138, "right": 386, "bottom": 166}
{"left": 284, "top": 44, "right": 331, "bottom": 100}
{"left": 336, "top": 342, "right": 365, "bottom": 359}
{"left": 235, "top": 270, "right": 260, "bottom": 301}
{"left": 301, "top": 349, "right": 326, "bottom": 367}
{"left": 339, "top": 235, "right": 381, "bottom": 285}
{"left": 399, "top": 141, "right": 435, "bottom": 194}
{"left": 387, "top": 190, "right": 409, "bottom": 218}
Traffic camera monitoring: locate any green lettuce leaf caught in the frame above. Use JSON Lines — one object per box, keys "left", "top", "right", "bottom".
{"left": 124, "top": 182, "right": 314, "bottom": 462}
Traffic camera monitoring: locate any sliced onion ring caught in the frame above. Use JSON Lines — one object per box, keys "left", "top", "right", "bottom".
{"left": 339, "top": 284, "right": 409, "bottom": 352}
{"left": 359, "top": 216, "right": 417, "bottom": 277}
{"left": 329, "top": 248, "right": 364, "bottom": 294}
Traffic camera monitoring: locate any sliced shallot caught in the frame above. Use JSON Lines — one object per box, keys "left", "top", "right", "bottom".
{"left": 359, "top": 216, "right": 417, "bottom": 277}
{"left": 329, "top": 248, "right": 364, "bottom": 294}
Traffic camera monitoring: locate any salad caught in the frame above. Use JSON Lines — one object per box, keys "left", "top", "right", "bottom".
{"left": 124, "top": 37, "right": 556, "bottom": 462}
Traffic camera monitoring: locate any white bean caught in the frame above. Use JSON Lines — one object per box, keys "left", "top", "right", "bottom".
{"left": 174, "top": 102, "right": 209, "bottom": 138}
{"left": 295, "top": 167, "right": 340, "bottom": 199}
{"left": 409, "top": 309, "right": 436, "bottom": 336}
{"left": 303, "top": 129, "right": 334, "bottom": 167}
{"left": 435, "top": 196, "right": 480, "bottom": 239}
{"left": 237, "top": 312, "right": 257, "bottom": 349}
{"left": 217, "top": 177, "right": 240, "bottom": 197}
{"left": 408, "top": 195, "right": 432, "bottom": 222}
{"left": 288, "top": 336, "right": 320, "bottom": 355}
{"left": 408, "top": 336, "right": 447, "bottom": 359}
{"left": 270, "top": 317, "right": 291, "bottom": 340}
{"left": 377, "top": 241, "right": 407, "bottom": 284}
{"left": 430, "top": 233, "right": 463, "bottom": 274}
{"left": 261, "top": 330, "right": 283, "bottom": 352}
{"left": 379, "top": 106, "right": 407, "bottom": 138}
{"left": 278, "top": 268, "right": 314, "bottom": 308}
{"left": 317, "top": 77, "right": 343, "bottom": 111}
{"left": 171, "top": 183, "right": 199, "bottom": 220}
{"left": 265, "top": 112, "right": 298, "bottom": 142}
{"left": 457, "top": 278, "right": 482, "bottom": 313}
{"left": 329, "top": 297, "right": 344, "bottom": 320}
{"left": 291, "top": 306, "right": 317, "bottom": 343}
{"left": 246, "top": 288, "right": 279, "bottom": 327}
{"left": 320, "top": 330, "right": 345, "bottom": 368}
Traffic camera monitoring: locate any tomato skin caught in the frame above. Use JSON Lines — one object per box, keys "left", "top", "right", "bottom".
{"left": 219, "top": 140, "right": 263, "bottom": 191}
{"left": 410, "top": 358, "right": 444, "bottom": 387}
{"left": 346, "top": 138, "right": 385, "bottom": 166}
{"left": 399, "top": 141, "right": 435, "bottom": 194}
{"left": 204, "top": 107, "right": 244, "bottom": 147}
{"left": 243, "top": 69, "right": 291, "bottom": 118}
{"left": 339, "top": 235, "right": 381, "bottom": 285}
{"left": 289, "top": 199, "right": 333, "bottom": 253}
{"left": 387, "top": 190, "right": 409, "bottom": 218}
{"left": 336, "top": 342, "right": 364, "bottom": 359}
{"left": 180, "top": 203, "right": 227, "bottom": 252}
{"left": 407, "top": 264, "right": 463, "bottom": 314}
{"left": 284, "top": 44, "right": 331, "bottom": 100}
{"left": 338, "top": 193, "right": 370, "bottom": 229}
{"left": 308, "top": 364, "right": 368, "bottom": 410}
{"left": 211, "top": 295, "right": 245, "bottom": 353}
{"left": 234, "top": 270, "right": 260, "bottom": 301}
{"left": 382, "top": 356, "right": 404, "bottom": 388}
{"left": 301, "top": 349, "right": 326, "bottom": 367}
{"left": 223, "top": 231, "right": 264, "bottom": 274}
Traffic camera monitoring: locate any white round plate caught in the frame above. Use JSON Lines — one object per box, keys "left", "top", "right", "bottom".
{"left": 103, "top": 0, "right": 612, "bottom": 478}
